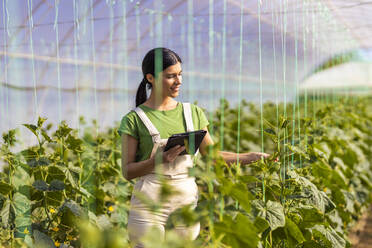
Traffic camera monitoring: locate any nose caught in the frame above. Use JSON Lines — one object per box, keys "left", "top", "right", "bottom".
{"left": 175, "top": 75, "right": 182, "bottom": 85}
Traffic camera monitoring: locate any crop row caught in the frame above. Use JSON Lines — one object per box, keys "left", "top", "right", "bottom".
{"left": 0, "top": 97, "right": 371, "bottom": 247}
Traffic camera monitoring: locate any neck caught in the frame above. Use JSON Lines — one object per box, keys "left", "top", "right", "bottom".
{"left": 146, "top": 92, "right": 177, "bottom": 110}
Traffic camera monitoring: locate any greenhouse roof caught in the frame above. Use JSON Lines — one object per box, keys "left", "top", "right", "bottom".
{"left": 300, "top": 61, "right": 372, "bottom": 91}
{"left": 1, "top": 0, "right": 371, "bottom": 87}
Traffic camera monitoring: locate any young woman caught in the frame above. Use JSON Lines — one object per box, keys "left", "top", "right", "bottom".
{"left": 118, "top": 47, "right": 269, "bottom": 247}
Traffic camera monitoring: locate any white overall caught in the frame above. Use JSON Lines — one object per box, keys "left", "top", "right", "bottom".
{"left": 127, "top": 102, "right": 200, "bottom": 247}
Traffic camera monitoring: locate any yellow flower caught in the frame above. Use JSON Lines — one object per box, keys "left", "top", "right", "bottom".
{"left": 23, "top": 227, "right": 29, "bottom": 234}
{"left": 50, "top": 208, "right": 56, "bottom": 214}
{"left": 108, "top": 206, "right": 114, "bottom": 212}
{"left": 323, "top": 187, "right": 327, "bottom": 192}
{"left": 55, "top": 241, "right": 60, "bottom": 247}
{"left": 52, "top": 226, "right": 59, "bottom": 232}
{"left": 67, "top": 235, "right": 73, "bottom": 240}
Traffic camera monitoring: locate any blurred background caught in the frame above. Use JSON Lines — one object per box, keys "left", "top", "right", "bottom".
{"left": 0, "top": 0, "right": 371, "bottom": 152}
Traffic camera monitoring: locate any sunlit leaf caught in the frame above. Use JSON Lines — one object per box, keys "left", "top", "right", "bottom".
{"left": 37, "top": 117, "right": 47, "bottom": 128}
{"left": 252, "top": 200, "right": 285, "bottom": 231}
{"left": 22, "top": 124, "right": 38, "bottom": 137}
{"left": 311, "top": 225, "right": 346, "bottom": 248}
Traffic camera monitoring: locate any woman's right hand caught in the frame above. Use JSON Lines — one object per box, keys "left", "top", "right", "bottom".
{"left": 159, "top": 145, "right": 185, "bottom": 163}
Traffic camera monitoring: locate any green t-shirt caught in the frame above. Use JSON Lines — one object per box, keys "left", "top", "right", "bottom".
{"left": 118, "top": 102, "right": 209, "bottom": 162}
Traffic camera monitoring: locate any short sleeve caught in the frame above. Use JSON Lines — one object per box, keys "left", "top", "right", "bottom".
{"left": 194, "top": 104, "right": 209, "bottom": 130}
{"left": 118, "top": 112, "right": 139, "bottom": 139}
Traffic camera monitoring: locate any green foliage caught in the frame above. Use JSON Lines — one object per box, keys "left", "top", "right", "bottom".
{"left": 0, "top": 116, "right": 130, "bottom": 247}
{"left": 0, "top": 98, "right": 371, "bottom": 247}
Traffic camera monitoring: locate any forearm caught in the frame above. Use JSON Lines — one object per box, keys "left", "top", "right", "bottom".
{"left": 217, "top": 151, "right": 259, "bottom": 165}
{"left": 123, "top": 157, "right": 156, "bottom": 180}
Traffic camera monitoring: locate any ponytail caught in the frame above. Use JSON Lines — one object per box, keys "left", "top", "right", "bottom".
{"left": 135, "top": 78, "right": 149, "bottom": 107}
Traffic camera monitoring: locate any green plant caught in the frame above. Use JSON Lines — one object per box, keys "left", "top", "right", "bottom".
{"left": 1, "top": 97, "right": 371, "bottom": 248}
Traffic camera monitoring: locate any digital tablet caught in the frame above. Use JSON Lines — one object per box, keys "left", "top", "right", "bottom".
{"left": 163, "top": 130, "right": 207, "bottom": 155}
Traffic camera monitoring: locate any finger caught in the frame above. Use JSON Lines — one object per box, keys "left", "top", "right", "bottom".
{"left": 262, "top": 153, "right": 270, "bottom": 158}
{"left": 172, "top": 146, "right": 185, "bottom": 156}
{"left": 168, "top": 145, "right": 181, "bottom": 152}
{"left": 177, "top": 146, "right": 186, "bottom": 153}
{"left": 166, "top": 145, "right": 184, "bottom": 157}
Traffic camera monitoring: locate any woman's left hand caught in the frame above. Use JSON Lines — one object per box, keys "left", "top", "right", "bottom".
{"left": 248, "top": 152, "right": 279, "bottom": 163}
{"left": 248, "top": 152, "right": 271, "bottom": 162}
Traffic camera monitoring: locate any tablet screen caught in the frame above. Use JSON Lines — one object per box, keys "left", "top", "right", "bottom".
{"left": 163, "top": 130, "right": 207, "bottom": 155}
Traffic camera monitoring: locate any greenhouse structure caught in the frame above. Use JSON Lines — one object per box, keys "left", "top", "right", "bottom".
{"left": 0, "top": 1, "right": 371, "bottom": 247}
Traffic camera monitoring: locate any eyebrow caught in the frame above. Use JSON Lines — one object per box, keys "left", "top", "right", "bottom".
{"left": 165, "top": 70, "right": 182, "bottom": 76}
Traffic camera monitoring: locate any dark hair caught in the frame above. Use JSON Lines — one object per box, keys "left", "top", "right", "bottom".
{"left": 135, "top": 47, "right": 182, "bottom": 107}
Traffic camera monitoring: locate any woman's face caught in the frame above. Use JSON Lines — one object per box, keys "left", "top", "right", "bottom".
{"left": 147, "top": 62, "right": 182, "bottom": 99}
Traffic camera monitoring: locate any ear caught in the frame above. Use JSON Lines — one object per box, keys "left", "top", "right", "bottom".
{"left": 146, "top": 73, "right": 154, "bottom": 85}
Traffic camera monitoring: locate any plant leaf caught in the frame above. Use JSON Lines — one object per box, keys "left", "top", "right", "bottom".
{"left": 215, "top": 214, "right": 259, "bottom": 248}
{"left": 22, "top": 124, "right": 38, "bottom": 137}
{"left": 48, "top": 180, "right": 65, "bottom": 191}
{"left": 45, "top": 191, "right": 63, "bottom": 207}
{"left": 32, "top": 180, "right": 49, "bottom": 191}
{"left": 296, "top": 205, "right": 324, "bottom": 228}
{"left": 96, "top": 214, "right": 112, "bottom": 230}
{"left": 41, "top": 129, "right": 52, "bottom": 142}
{"left": 288, "top": 171, "right": 335, "bottom": 213}
{"left": 62, "top": 200, "right": 83, "bottom": 217}
{"left": 37, "top": 117, "right": 47, "bottom": 128}
{"left": 66, "top": 134, "right": 83, "bottom": 152}
{"left": 285, "top": 217, "right": 305, "bottom": 244}
{"left": 33, "top": 230, "right": 55, "bottom": 248}
{"left": 311, "top": 225, "right": 346, "bottom": 248}
{"left": 0, "top": 199, "right": 13, "bottom": 227}
{"left": 252, "top": 200, "right": 285, "bottom": 231}
{"left": 0, "top": 181, "right": 13, "bottom": 195}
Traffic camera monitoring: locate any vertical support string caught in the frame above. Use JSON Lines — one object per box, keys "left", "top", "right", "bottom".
{"left": 187, "top": 0, "right": 194, "bottom": 104}
{"left": 271, "top": 0, "right": 279, "bottom": 147}
{"left": 73, "top": 0, "right": 80, "bottom": 135}
{"left": 121, "top": 0, "right": 129, "bottom": 114}
{"left": 258, "top": 0, "right": 265, "bottom": 202}
{"left": 303, "top": 0, "right": 308, "bottom": 153}
{"left": 135, "top": 2, "right": 140, "bottom": 62}
{"left": 2, "top": 0, "right": 10, "bottom": 132}
{"left": 311, "top": 0, "right": 316, "bottom": 126}
{"left": 279, "top": 0, "right": 288, "bottom": 190}
{"left": 54, "top": 0, "right": 62, "bottom": 124}
{"left": 218, "top": 0, "right": 227, "bottom": 222}
{"left": 291, "top": 1, "right": 298, "bottom": 171}
{"left": 207, "top": 0, "right": 216, "bottom": 236}
{"left": 208, "top": 0, "right": 214, "bottom": 139}
{"left": 27, "top": 0, "right": 39, "bottom": 124}
{"left": 220, "top": 0, "right": 227, "bottom": 151}
{"left": 283, "top": 0, "right": 288, "bottom": 176}
{"left": 154, "top": 0, "right": 163, "bottom": 48}
{"left": 108, "top": 0, "right": 115, "bottom": 138}
{"left": 236, "top": 0, "right": 244, "bottom": 165}
{"left": 89, "top": 0, "right": 98, "bottom": 136}
{"left": 207, "top": 0, "right": 214, "bottom": 172}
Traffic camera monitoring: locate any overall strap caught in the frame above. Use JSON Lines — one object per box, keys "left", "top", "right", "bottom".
{"left": 182, "top": 102, "right": 194, "bottom": 132}
{"left": 183, "top": 102, "right": 201, "bottom": 157}
{"left": 134, "top": 107, "right": 161, "bottom": 143}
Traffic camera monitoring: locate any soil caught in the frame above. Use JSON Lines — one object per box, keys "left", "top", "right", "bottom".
{"left": 350, "top": 206, "right": 372, "bottom": 248}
